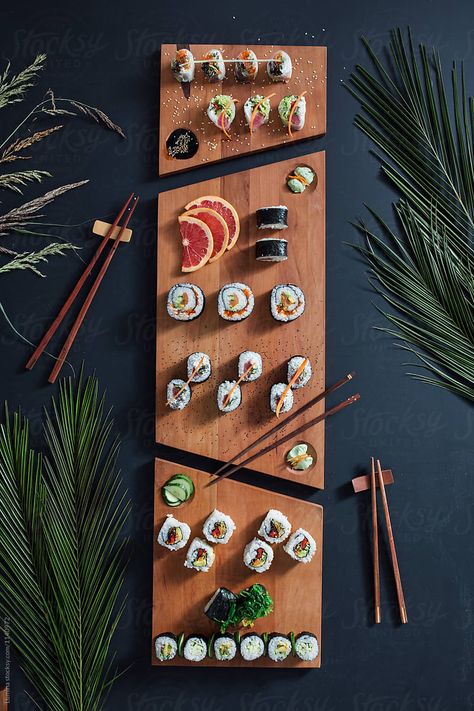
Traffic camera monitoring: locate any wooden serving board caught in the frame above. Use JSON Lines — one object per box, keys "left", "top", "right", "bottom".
{"left": 156, "top": 150, "right": 326, "bottom": 488}
{"left": 159, "top": 43, "right": 327, "bottom": 175}
{"left": 152, "top": 458, "right": 323, "bottom": 668}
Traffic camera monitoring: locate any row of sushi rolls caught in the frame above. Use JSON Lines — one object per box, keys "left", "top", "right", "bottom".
{"left": 171, "top": 48, "right": 306, "bottom": 136}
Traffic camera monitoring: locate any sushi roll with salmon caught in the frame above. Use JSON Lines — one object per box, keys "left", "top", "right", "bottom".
{"left": 270, "top": 383, "right": 293, "bottom": 415}
{"left": 171, "top": 48, "right": 195, "bottom": 83}
{"left": 213, "top": 634, "right": 237, "bottom": 661}
{"left": 167, "top": 283, "right": 205, "bottom": 321}
{"left": 183, "top": 635, "right": 208, "bottom": 662}
{"left": 155, "top": 633, "right": 178, "bottom": 661}
{"left": 217, "top": 380, "right": 242, "bottom": 413}
{"left": 279, "top": 94, "right": 307, "bottom": 135}
{"left": 243, "top": 538, "right": 274, "bottom": 573}
{"left": 187, "top": 352, "right": 211, "bottom": 383}
{"left": 287, "top": 356, "right": 312, "bottom": 388}
{"left": 244, "top": 95, "right": 272, "bottom": 132}
{"left": 157, "top": 514, "right": 191, "bottom": 551}
{"left": 203, "top": 509, "right": 236, "bottom": 544}
{"left": 166, "top": 379, "right": 191, "bottom": 410}
{"left": 238, "top": 351, "right": 262, "bottom": 382}
{"left": 235, "top": 49, "right": 258, "bottom": 82}
{"left": 218, "top": 283, "right": 254, "bottom": 321}
{"left": 184, "top": 537, "right": 215, "bottom": 572}
{"left": 201, "top": 49, "right": 226, "bottom": 82}
{"left": 267, "top": 50, "right": 292, "bottom": 82}
{"left": 270, "top": 284, "right": 305, "bottom": 322}
{"left": 258, "top": 509, "right": 292, "bottom": 544}
{"left": 284, "top": 528, "right": 316, "bottom": 564}
{"left": 207, "top": 95, "right": 237, "bottom": 136}
{"left": 267, "top": 633, "right": 293, "bottom": 662}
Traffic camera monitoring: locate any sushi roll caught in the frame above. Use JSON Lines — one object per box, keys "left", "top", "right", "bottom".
{"left": 243, "top": 538, "right": 274, "bottom": 573}
{"left": 244, "top": 95, "right": 272, "bottom": 132}
{"left": 256, "top": 206, "right": 288, "bottom": 230}
{"left": 287, "top": 356, "right": 312, "bottom": 388}
{"left": 204, "top": 587, "right": 237, "bottom": 625}
{"left": 203, "top": 509, "right": 236, "bottom": 544}
{"left": 217, "top": 380, "right": 242, "bottom": 413}
{"left": 235, "top": 49, "right": 258, "bottom": 82}
{"left": 267, "top": 50, "right": 292, "bottom": 82}
{"left": 213, "top": 634, "right": 237, "bottom": 661}
{"left": 183, "top": 635, "right": 207, "bottom": 662}
{"left": 171, "top": 48, "right": 195, "bottom": 83}
{"left": 184, "top": 537, "right": 215, "bottom": 572}
{"left": 167, "top": 283, "right": 205, "bottom": 321}
{"left": 287, "top": 165, "right": 316, "bottom": 193}
{"left": 218, "top": 282, "right": 254, "bottom": 321}
{"left": 238, "top": 351, "right": 262, "bottom": 382}
{"left": 279, "top": 94, "right": 307, "bottom": 134}
{"left": 207, "top": 95, "right": 237, "bottom": 135}
{"left": 267, "top": 633, "right": 292, "bottom": 662}
{"left": 270, "top": 284, "right": 305, "bottom": 323}
{"left": 284, "top": 528, "right": 316, "bottom": 564}
{"left": 294, "top": 632, "right": 319, "bottom": 661}
{"left": 166, "top": 379, "right": 191, "bottom": 410}
{"left": 157, "top": 514, "right": 191, "bottom": 550}
{"left": 155, "top": 633, "right": 178, "bottom": 661}
{"left": 258, "top": 509, "right": 292, "bottom": 544}
{"left": 240, "top": 633, "right": 265, "bottom": 661}
{"left": 270, "top": 383, "right": 293, "bottom": 414}
{"left": 201, "top": 49, "right": 226, "bottom": 82}
{"left": 256, "top": 238, "right": 288, "bottom": 262}
{"left": 187, "top": 352, "right": 211, "bottom": 383}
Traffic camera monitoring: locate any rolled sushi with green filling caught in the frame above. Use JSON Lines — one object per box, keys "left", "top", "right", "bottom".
{"left": 287, "top": 165, "right": 316, "bottom": 193}
{"left": 258, "top": 509, "right": 292, "bottom": 544}
{"left": 155, "top": 633, "right": 178, "bottom": 661}
{"left": 286, "top": 443, "right": 314, "bottom": 471}
{"left": 217, "top": 380, "right": 242, "bottom": 413}
{"left": 207, "top": 95, "right": 237, "bottom": 134}
{"left": 287, "top": 355, "right": 312, "bottom": 388}
{"left": 240, "top": 633, "right": 265, "bottom": 661}
{"left": 218, "top": 282, "right": 254, "bottom": 321}
{"left": 213, "top": 634, "right": 237, "bottom": 661}
{"left": 270, "top": 284, "right": 305, "bottom": 323}
{"left": 157, "top": 514, "right": 191, "bottom": 551}
{"left": 203, "top": 508, "right": 236, "bottom": 544}
{"left": 284, "top": 528, "right": 316, "bottom": 563}
{"left": 244, "top": 94, "right": 271, "bottom": 131}
{"left": 267, "top": 633, "right": 292, "bottom": 662}
{"left": 238, "top": 351, "right": 262, "bottom": 382}
{"left": 184, "top": 537, "right": 215, "bottom": 572}
{"left": 167, "top": 283, "right": 205, "bottom": 321}
{"left": 187, "top": 352, "right": 211, "bottom": 383}
{"left": 294, "top": 632, "right": 319, "bottom": 661}
{"left": 243, "top": 538, "right": 274, "bottom": 573}
{"left": 278, "top": 94, "right": 306, "bottom": 132}
{"left": 183, "top": 635, "right": 207, "bottom": 662}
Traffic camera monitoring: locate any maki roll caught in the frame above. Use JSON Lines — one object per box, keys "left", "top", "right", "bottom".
{"left": 171, "top": 48, "right": 195, "bottom": 83}
{"left": 256, "top": 206, "right": 288, "bottom": 230}
{"left": 218, "top": 283, "right": 254, "bottom": 321}
{"left": 201, "top": 49, "right": 226, "bottom": 82}
{"left": 203, "top": 509, "right": 236, "bottom": 544}
{"left": 256, "top": 238, "right": 288, "bottom": 262}
{"left": 258, "top": 509, "right": 292, "bottom": 544}
{"left": 167, "top": 283, "right": 205, "bottom": 321}
{"left": 294, "top": 632, "right": 319, "bottom": 661}
{"left": 207, "top": 95, "right": 237, "bottom": 137}
{"left": 183, "top": 635, "right": 207, "bottom": 662}
{"left": 270, "top": 383, "right": 294, "bottom": 415}
{"left": 267, "top": 633, "right": 292, "bottom": 662}
{"left": 187, "top": 352, "right": 211, "bottom": 383}
{"left": 235, "top": 49, "right": 258, "bottom": 82}
{"left": 204, "top": 587, "right": 237, "bottom": 625}
{"left": 217, "top": 380, "right": 242, "bottom": 413}
{"left": 244, "top": 94, "right": 273, "bottom": 133}
{"left": 184, "top": 537, "right": 215, "bottom": 572}
{"left": 287, "top": 165, "right": 316, "bottom": 193}
{"left": 155, "top": 633, "right": 178, "bottom": 661}
{"left": 267, "top": 50, "right": 292, "bottom": 82}
{"left": 166, "top": 379, "right": 191, "bottom": 410}
{"left": 213, "top": 634, "right": 237, "bottom": 661}
{"left": 287, "top": 356, "right": 312, "bottom": 388}
{"left": 284, "top": 528, "right": 316, "bottom": 564}
{"left": 238, "top": 351, "right": 262, "bottom": 382}
{"left": 243, "top": 538, "right": 274, "bottom": 573}
{"left": 279, "top": 93, "right": 307, "bottom": 135}
{"left": 157, "top": 514, "right": 191, "bottom": 551}
{"left": 240, "top": 633, "right": 265, "bottom": 661}
{"left": 270, "top": 284, "right": 305, "bottom": 322}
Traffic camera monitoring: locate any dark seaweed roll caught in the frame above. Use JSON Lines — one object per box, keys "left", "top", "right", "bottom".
{"left": 155, "top": 633, "right": 178, "bottom": 661}
{"left": 267, "top": 633, "right": 292, "bottom": 662}
{"left": 183, "top": 635, "right": 207, "bottom": 662}
{"left": 256, "top": 206, "right": 288, "bottom": 230}
{"left": 204, "top": 587, "right": 237, "bottom": 625}
{"left": 213, "top": 634, "right": 237, "bottom": 661}
{"left": 240, "top": 633, "right": 265, "bottom": 661}
{"left": 294, "top": 632, "right": 319, "bottom": 661}
{"left": 256, "top": 238, "right": 288, "bottom": 262}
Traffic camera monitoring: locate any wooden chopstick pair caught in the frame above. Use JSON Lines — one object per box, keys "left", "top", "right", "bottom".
{"left": 207, "top": 372, "right": 359, "bottom": 486}
{"left": 25, "top": 192, "right": 139, "bottom": 383}
{"left": 371, "top": 457, "right": 408, "bottom": 624}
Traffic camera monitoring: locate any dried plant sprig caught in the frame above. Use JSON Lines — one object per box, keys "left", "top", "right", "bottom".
{"left": 0, "top": 54, "right": 46, "bottom": 110}
{"left": 0, "top": 170, "right": 51, "bottom": 194}
{"left": 0, "top": 241, "right": 78, "bottom": 276}
{"left": 0, "top": 125, "right": 63, "bottom": 163}
{"left": 68, "top": 99, "right": 126, "bottom": 138}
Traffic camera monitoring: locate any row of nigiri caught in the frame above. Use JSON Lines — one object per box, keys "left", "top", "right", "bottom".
{"left": 171, "top": 48, "right": 292, "bottom": 84}
{"left": 208, "top": 93, "right": 306, "bottom": 136}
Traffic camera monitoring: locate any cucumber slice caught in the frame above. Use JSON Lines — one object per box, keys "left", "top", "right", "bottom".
{"left": 234, "top": 630, "right": 241, "bottom": 645}
{"left": 168, "top": 475, "right": 194, "bottom": 498}
{"left": 289, "top": 631, "right": 296, "bottom": 655}
{"left": 161, "top": 488, "right": 181, "bottom": 507}
{"left": 262, "top": 632, "right": 269, "bottom": 653}
{"left": 163, "top": 484, "right": 187, "bottom": 501}
{"left": 207, "top": 633, "right": 215, "bottom": 658}
{"left": 177, "top": 632, "right": 185, "bottom": 656}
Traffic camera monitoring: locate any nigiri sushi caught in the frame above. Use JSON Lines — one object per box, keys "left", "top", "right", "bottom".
{"left": 278, "top": 93, "right": 307, "bottom": 136}
{"left": 207, "top": 95, "right": 237, "bottom": 137}
{"left": 267, "top": 50, "right": 292, "bottom": 82}
{"left": 235, "top": 49, "right": 258, "bottom": 82}
{"left": 244, "top": 94, "right": 273, "bottom": 132}
{"left": 171, "top": 48, "right": 195, "bottom": 83}
{"left": 201, "top": 49, "right": 226, "bottom": 82}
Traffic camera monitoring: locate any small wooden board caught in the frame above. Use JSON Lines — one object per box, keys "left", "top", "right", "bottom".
{"left": 152, "top": 458, "right": 323, "bottom": 668}
{"left": 159, "top": 43, "right": 327, "bottom": 175}
{"left": 156, "top": 151, "right": 326, "bottom": 488}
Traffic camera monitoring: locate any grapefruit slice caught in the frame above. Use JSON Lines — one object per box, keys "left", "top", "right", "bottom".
{"left": 184, "top": 196, "right": 240, "bottom": 250}
{"left": 181, "top": 207, "right": 229, "bottom": 262}
{"left": 178, "top": 215, "right": 213, "bottom": 272}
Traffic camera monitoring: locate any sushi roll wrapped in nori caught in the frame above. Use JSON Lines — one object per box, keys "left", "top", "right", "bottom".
{"left": 201, "top": 49, "right": 226, "bottom": 82}
{"left": 218, "top": 282, "right": 254, "bottom": 321}
{"left": 167, "top": 283, "right": 205, "bottom": 321}
{"left": 258, "top": 509, "right": 292, "bottom": 544}
{"left": 166, "top": 379, "right": 191, "bottom": 410}
{"left": 207, "top": 95, "right": 237, "bottom": 136}
{"left": 284, "top": 528, "right": 317, "bottom": 563}
{"left": 213, "top": 634, "right": 237, "bottom": 661}
{"left": 184, "top": 537, "right": 215, "bottom": 572}
{"left": 243, "top": 538, "right": 274, "bottom": 573}
{"left": 270, "top": 383, "right": 294, "bottom": 415}
{"left": 170, "top": 48, "right": 195, "bottom": 83}
{"left": 287, "top": 356, "right": 312, "bottom": 388}
{"left": 187, "top": 352, "right": 211, "bottom": 383}
{"left": 203, "top": 509, "right": 236, "bottom": 544}
{"left": 157, "top": 514, "right": 191, "bottom": 551}
{"left": 240, "top": 633, "right": 265, "bottom": 661}
{"left": 244, "top": 94, "right": 272, "bottom": 132}
{"left": 270, "top": 284, "right": 305, "bottom": 322}
{"left": 155, "top": 633, "right": 178, "bottom": 661}
{"left": 267, "top": 633, "right": 293, "bottom": 662}
{"left": 267, "top": 50, "right": 292, "bottom": 82}
{"left": 204, "top": 587, "right": 237, "bottom": 625}
{"left": 294, "top": 632, "right": 319, "bottom": 661}
{"left": 256, "top": 238, "right": 288, "bottom": 262}
{"left": 238, "top": 351, "right": 262, "bottom": 382}
{"left": 217, "top": 380, "right": 242, "bottom": 413}
{"left": 256, "top": 206, "right": 288, "bottom": 230}
{"left": 235, "top": 49, "right": 258, "bottom": 82}
{"left": 183, "top": 635, "right": 208, "bottom": 662}
{"left": 287, "top": 165, "right": 316, "bottom": 193}
{"left": 278, "top": 94, "right": 307, "bottom": 134}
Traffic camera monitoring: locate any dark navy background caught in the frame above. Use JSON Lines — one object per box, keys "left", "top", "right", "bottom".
{"left": 1, "top": 0, "right": 474, "bottom": 709}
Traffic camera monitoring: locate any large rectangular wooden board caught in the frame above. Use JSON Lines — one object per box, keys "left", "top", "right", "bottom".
{"left": 159, "top": 43, "right": 327, "bottom": 175}
{"left": 152, "top": 458, "right": 323, "bottom": 667}
{"left": 156, "top": 151, "right": 326, "bottom": 488}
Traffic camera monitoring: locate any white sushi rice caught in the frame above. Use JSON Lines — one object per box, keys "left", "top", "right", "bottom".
{"left": 235, "top": 49, "right": 258, "bottom": 82}
{"left": 243, "top": 95, "right": 270, "bottom": 127}
{"left": 202, "top": 49, "right": 225, "bottom": 82}
{"left": 278, "top": 95, "right": 306, "bottom": 130}
{"left": 167, "top": 283, "right": 204, "bottom": 321}
{"left": 267, "top": 635, "right": 292, "bottom": 662}
{"left": 213, "top": 636, "right": 237, "bottom": 661}
{"left": 155, "top": 634, "right": 178, "bottom": 661}
{"left": 270, "top": 284, "right": 305, "bottom": 323}
{"left": 218, "top": 283, "right": 254, "bottom": 321}
{"left": 166, "top": 379, "right": 191, "bottom": 410}
{"left": 203, "top": 509, "right": 236, "bottom": 544}
{"left": 207, "top": 95, "right": 236, "bottom": 128}
{"left": 258, "top": 509, "right": 292, "bottom": 544}
{"left": 284, "top": 528, "right": 317, "bottom": 564}
{"left": 183, "top": 636, "right": 207, "bottom": 662}
{"left": 171, "top": 49, "right": 195, "bottom": 83}
{"left": 184, "top": 537, "right": 215, "bottom": 572}
{"left": 295, "top": 633, "right": 319, "bottom": 661}
{"left": 157, "top": 514, "right": 191, "bottom": 551}
{"left": 217, "top": 380, "right": 242, "bottom": 413}
{"left": 238, "top": 351, "right": 262, "bottom": 382}
{"left": 287, "top": 356, "right": 312, "bottom": 388}
{"left": 270, "top": 383, "right": 294, "bottom": 414}
{"left": 187, "top": 352, "right": 211, "bottom": 383}
{"left": 267, "top": 50, "right": 292, "bottom": 82}
{"left": 240, "top": 634, "right": 265, "bottom": 661}
{"left": 243, "top": 538, "right": 274, "bottom": 573}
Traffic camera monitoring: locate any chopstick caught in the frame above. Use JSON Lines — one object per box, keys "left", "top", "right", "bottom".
{"left": 371, "top": 457, "right": 381, "bottom": 624}
{"left": 213, "top": 372, "right": 354, "bottom": 478}
{"left": 207, "top": 393, "right": 360, "bottom": 487}
{"left": 48, "top": 196, "right": 139, "bottom": 383}
{"left": 25, "top": 193, "right": 136, "bottom": 371}
{"left": 376, "top": 459, "right": 408, "bottom": 624}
